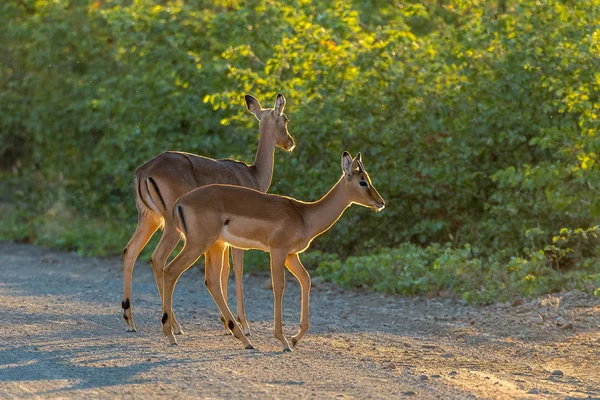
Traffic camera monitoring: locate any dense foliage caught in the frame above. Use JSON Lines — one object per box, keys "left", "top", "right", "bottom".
{"left": 1, "top": 0, "right": 599, "bottom": 301}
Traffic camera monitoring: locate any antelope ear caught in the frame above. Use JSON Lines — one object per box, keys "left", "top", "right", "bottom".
{"left": 274, "top": 93, "right": 286, "bottom": 116}
{"left": 341, "top": 151, "right": 354, "bottom": 177}
{"left": 353, "top": 152, "right": 364, "bottom": 172}
{"left": 245, "top": 95, "right": 262, "bottom": 119}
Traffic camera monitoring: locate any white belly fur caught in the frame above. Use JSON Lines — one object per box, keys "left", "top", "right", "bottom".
{"left": 220, "top": 226, "right": 269, "bottom": 252}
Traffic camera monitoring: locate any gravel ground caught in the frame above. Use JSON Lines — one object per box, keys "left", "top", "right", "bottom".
{"left": 0, "top": 241, "right": 599, "bottom": 399}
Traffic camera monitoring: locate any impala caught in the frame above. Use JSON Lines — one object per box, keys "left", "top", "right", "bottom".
{"left": 122, "top": 93, "right": 295, "bottom": 336}
{"left": 160, "top": 151, "right": 385, "bottom": 350}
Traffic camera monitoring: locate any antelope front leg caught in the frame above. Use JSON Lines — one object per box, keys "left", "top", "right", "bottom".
{"left": 271, "top": 250, "right": 292, "bottom": 352}
{"left": 205, "top": 243, "right": 256, "bottom": 350}
{"left": 285, "top": 253, "right": 311, "bottom": 347}
{"left": 232, "top": 248, "right": 251, "bottom": 336}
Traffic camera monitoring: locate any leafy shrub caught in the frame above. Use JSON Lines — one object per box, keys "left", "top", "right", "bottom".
{"left": 1, "top": 0, "right": 599, "bottom": 300}
{"left": 318, "top": 226, "right": 600, "bottom": 303}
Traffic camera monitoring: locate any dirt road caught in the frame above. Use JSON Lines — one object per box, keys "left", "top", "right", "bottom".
{"left": 0, "top": 241, "right": 599, "bottom": 399}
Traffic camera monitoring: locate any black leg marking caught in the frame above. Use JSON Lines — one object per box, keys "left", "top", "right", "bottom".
{"left": 123, "top": 247, "right": 128, "bottom": 256}
{"left": 123, "top": 313, "right": 129, "bottom": 320}
{"left": 147, "top": 177, "right": 167, "bottom": 210}
{"left": 162, "top": 313, "right": 169, "bottom": 324}
{"left": 204, "top": 279, "right": 208, "bottom": 287}
{"left": 227, "top": 320, "right": 235, "bottom": 330}
{"left": 224, "top": 219, "right": 230, "bottom": 226}
{"left": 122, "top": 298, "right": 131, "bottom": 310}
{"left": 177, "top": 205, "right": 188, "bottom": 234}
{"left": 237, "top": 316, "right": 242, "bottom": 323}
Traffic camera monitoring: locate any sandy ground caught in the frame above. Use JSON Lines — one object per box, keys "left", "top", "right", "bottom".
{"left": 0, "top": 241, "right": 599, "bottom": 399}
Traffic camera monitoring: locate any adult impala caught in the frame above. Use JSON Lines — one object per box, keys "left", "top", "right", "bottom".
{"left": 160, "top": 151, "right": 385, "bottom": 350}
{"left": 122, "top": 93, "right": 295, "bottom": 335}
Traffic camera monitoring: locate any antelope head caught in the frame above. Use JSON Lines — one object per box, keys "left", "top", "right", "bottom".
{"left": 341, "top": 151, "right": 385, "bottom": 212}
{"left": 245, "top": 93, "right": 295, "bottom": 152}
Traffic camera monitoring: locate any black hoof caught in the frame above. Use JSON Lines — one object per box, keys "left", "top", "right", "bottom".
{"left": 245, "top": 344, "right": 257, "bottom": 350}
{"left": 283, "top": 347, "right": 292, "bottom": 353}
{"left": 126, "top": 328, "right": 137, "bottom": 333}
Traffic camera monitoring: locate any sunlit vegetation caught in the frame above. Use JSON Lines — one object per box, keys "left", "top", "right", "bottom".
{"left": 1, "top": 0, "right": 599, "bottom": 302}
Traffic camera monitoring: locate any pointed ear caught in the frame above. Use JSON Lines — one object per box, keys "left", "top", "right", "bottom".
{"left": 353, "top": 152, "right": 364, "bottom": 172}
{"left": 274, "top": 93, "right": 286, "bottom": 116}
{"left": 245, "top": 95, "right": 262, "bottom": 119}
{"left": 341, "top": 151, "right": 353, "bottom": 177}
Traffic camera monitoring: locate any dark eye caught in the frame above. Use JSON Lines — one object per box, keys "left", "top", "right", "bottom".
{"left": 359, "top": 181, "right": 368, "bottom": 187}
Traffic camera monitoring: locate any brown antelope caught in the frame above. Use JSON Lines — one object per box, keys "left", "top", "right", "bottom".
{"left": 122, "top": 93, "right": 295, "bottom": 336}
{"left": 160, "top": 151, "right": 385, "bottom": 350}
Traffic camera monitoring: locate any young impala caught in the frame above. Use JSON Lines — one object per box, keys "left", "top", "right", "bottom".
{"left": 160, "top": 151, "right": 385, "bottom": 350}
{"left": 122, "top": 93, "right": 295, "bottom": 336}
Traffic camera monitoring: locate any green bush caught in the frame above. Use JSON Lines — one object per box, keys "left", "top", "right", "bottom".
{"left": 318, "top": 226, "right": 600, "bottom": 303}
{"left": 1, "top": 0, "right": 599, "bottom": 300}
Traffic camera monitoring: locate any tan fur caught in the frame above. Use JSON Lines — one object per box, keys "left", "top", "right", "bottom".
{"left": 122, "top": 93, "right": 295, "bottom": 336}
{"left": 161, "top": 152, "right": 385, "bottom": 350}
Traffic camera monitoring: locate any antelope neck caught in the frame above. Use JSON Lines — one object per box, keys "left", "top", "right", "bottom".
{"left": 301, "top": 176, "right": 351, "bottom": 240}
{"left": 250, "top": 127, "right": 276, "bottom": 192}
